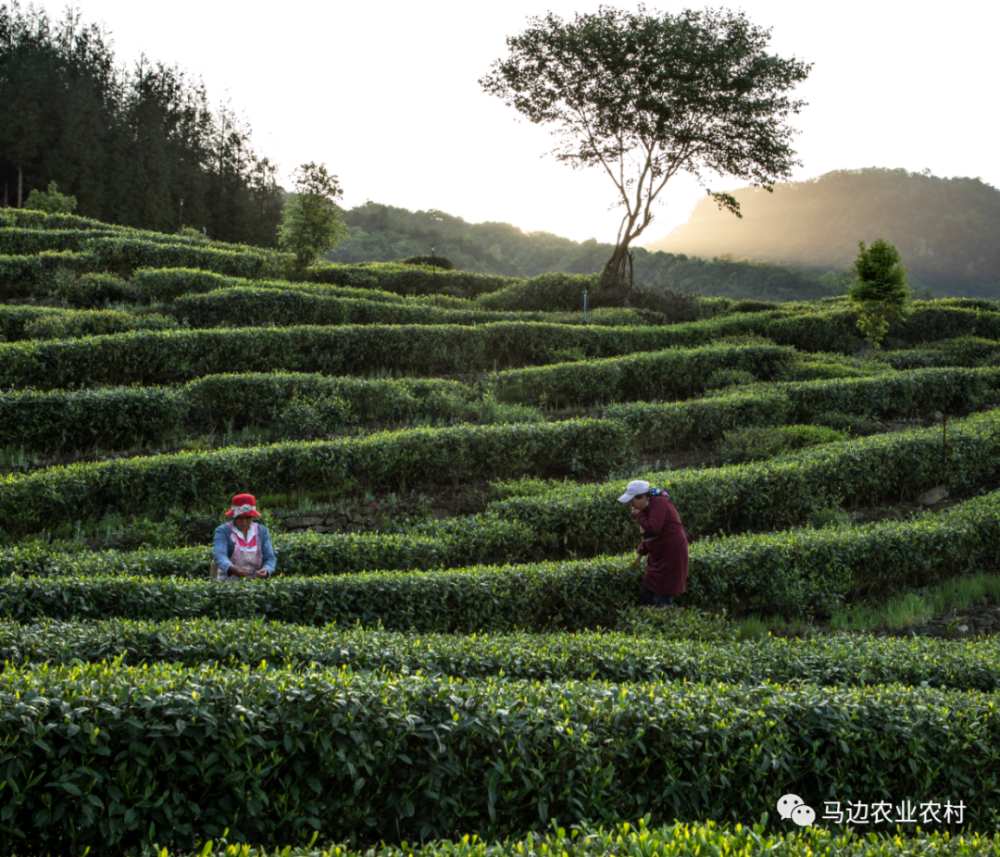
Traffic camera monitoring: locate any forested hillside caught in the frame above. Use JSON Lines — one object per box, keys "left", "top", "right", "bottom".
{"left": 331, "top": 201, "right": 844, "bottom": 301}
{"left": 0, "top": 5, "right": 283, "bottom": 245}
{"left": 646, "top": 168, "right": 1000, "bottom": 297}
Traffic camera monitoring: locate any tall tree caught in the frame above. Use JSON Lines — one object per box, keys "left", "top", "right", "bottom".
{"left": 0, "top": 1, "right": 283, "bottom": 244}
{"left": 480, "top": 4, "right": 812, "bottom": 289}
{"left": 0, "top": 5, "right": 58, "bottom": 206}
{"left": 279, "top": 162, "right": 348, "bottom": 273}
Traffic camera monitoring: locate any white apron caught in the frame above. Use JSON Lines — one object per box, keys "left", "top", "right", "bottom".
{"left": 219, "top": 522, "right": 264, "bottom": 582}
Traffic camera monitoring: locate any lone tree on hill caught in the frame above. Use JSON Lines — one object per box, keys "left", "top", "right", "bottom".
{"left": 480, "top": 5, "right": 812, "bottom": 291}
{"left": 848, "top": 238, "right": 911, "bottom": 349}
{"left": 278, "top": 162, "right": 348, "bottom": 274}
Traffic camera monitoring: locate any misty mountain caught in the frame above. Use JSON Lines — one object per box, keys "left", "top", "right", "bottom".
{"left": 644, "top": 168, "right": 1000, "bottom": 297}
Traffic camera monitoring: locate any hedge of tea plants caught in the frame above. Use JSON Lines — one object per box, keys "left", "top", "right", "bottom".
{"left": 1, "top": 660, "right": 998, "bottom": 852}
{"left": 77, "top": 822, "right": 1000, "bottom": 857}
{"left": 7, "top": 486, "right": 1000, "bottom": 618}
{"left": 483, "top": 408, "right": 1000, "bottom": 551}
{"left": 6, "top": 210, "right": 1000, "bottom": 854}
{"left": 5, "top": 617, "right": 1000, "bottom": 692}
{"left": 0, "top": 373, "right": 544, "bottom": 453}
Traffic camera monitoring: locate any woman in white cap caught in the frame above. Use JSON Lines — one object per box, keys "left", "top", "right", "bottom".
{"left": 212, "top": 492, "right": 277, "bottom": 582}
{"left": 618, "top": 479, "right": 688, "bottom": 607}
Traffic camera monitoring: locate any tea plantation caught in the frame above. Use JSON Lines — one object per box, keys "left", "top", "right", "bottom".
{"left": 5, "top": 209, "right": 1000, "bottom": 856}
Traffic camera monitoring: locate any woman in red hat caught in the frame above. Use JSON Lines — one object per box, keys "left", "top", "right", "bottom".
{"left": 212, "top": 493, "right": 277, "bottom": 582}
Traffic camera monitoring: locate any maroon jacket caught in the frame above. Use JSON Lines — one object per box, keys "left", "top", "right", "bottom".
{"left": 634, "top": 494, "right": 689, "bottom": 596}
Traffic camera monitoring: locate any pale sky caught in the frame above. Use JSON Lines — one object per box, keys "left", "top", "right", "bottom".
{"left": 35, "top": 0, "right": 1000, "bottom": 245}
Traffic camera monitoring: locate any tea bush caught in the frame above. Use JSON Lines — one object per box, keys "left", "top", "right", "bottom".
{"left": 23, "top": 308, "right": 179, "bottom": 339}
{"left": 713, "top": 424, "right": 847, "bottom": 465}
{"left": 2, "top": 660, "right": 1000, "bottom": 852}
{"left": 488, "top": 344, "right": 796, "bottom": 408}
{"left": 7, "top": 618, "right": 1000, "bottom": 691}
{"left": 0, "top": 418, "right": 633, "bottom": 534}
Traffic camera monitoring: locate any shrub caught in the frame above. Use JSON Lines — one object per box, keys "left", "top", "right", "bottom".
{"left": 10, "top": 617, "right": 1000, "bottom": 690}
{"left": 606, "top": 365, "right": 1000, "bottom": 454}
{"left": 475, "top": 272, "right": 595, "bottom": 312}
{"left": 22, "top": 180, "right": 78, "bottom": 214}
{"left": 811, "top": 410, "right": 883, "bottom": 437}
{"left": 730, "top": 299, "right": 781, "bottom": 313}
{"left": 0, "top": 228, "right": 111, "bottom": 255}
{"left": 57, "top": 272, "right": 140, "bottom": 308}
{"left": 273, "top": 395, "right": 350, "bottom": 440}
{"left": 0, "top": 250, "right": 94, "bottom": 299}
{"left": 0, "top": 373, "right": 540, "bottom": 454}
{"left": 785, "top": 360, "right": 870, "bottom": 381}
{"left": 485, "top": 408, "right": 1000, "bottom": 554}
{"left": 171, "top": 286, "right": 530, "bottom": 329}
{"left": 0, "top": 385, "right": 184, "bottom": 452}
{"left": 302, "top": 261, "right": 515, "bottom": 299}
{"left": 398, "top": 255, "right": 454, "bottom": 270}
{"left": 0, "top": 418, "right": 634, "bottom": 535}
{"left": 585, "top": 306, "right": 663, "bottom": 326}
{"left": 2, "top": 659, "right": 1000, "bottom": 852}
{"left": 704, "top": 368, "right": 757, "bottom": 390}
{"left": 0, "top": 323, "right": 767, "bottom": 390}
{"left": 490, "top": 344, "right": 796, "bottom": 408}
{"left": 23, "top": 309, "right": 179, "bottom": 340}
{"left": 85, "top": 236, "right": 283, "bottom": 279}
{"left": 713, "top": 424, "right": 847, "bottom": 465}
{"left": 132, "top": 267, "right": 239, "bottom": 302}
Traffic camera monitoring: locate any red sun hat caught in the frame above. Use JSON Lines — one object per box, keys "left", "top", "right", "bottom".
{"left": 225, "top": 493, "right": 261, "bottom": 518}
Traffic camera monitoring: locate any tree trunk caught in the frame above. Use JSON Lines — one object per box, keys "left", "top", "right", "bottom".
{"left": 3, "top": 178, "right": 7, "bottom": 208}
{"left": 17, "top": 168, "right": 23, "bottom": 208}
{"left": 600, "top": 241, "right": 635, "bottom": 290}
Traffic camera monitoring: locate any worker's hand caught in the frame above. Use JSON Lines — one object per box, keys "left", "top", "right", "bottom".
{"left": 630, "top": 506, "right": 642, "bottom": 518}
{"left": 632, "top": 555, "right": 642, "bottom": 569}
{"left": 230, "top": 565, "right": 249, "bottom": 577}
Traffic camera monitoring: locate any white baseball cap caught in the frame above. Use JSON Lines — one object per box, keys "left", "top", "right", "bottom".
{"left": 617, "top": 480, "right": 650, "bottom": 503}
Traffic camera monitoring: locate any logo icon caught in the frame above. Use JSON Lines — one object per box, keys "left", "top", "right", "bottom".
{"left": 777, "top": 794, "right": 816, "bottom": 827}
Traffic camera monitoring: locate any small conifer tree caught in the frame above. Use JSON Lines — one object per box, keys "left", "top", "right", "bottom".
{"left": 848, "top": 238, "right": 910, "bottom": 349}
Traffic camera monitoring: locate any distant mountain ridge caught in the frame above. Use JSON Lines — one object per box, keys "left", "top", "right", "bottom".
{"left": 643, "top": 168, "right": 1000, "bottom": 297}
{"left": 328, "top": 201, "right": 844, "bottom": 302}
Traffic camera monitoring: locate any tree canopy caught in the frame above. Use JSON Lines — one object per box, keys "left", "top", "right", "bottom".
{"left": 480, "top": 4, "right": 812, "bottom": 288}
{"left": 278, "top": 163, "right": 348, "bottom": 272}
{"left": 849, "top": 238, "right": 911, "bottom": 348}
{"left": 0, "top": 3, "right": 283, "bottom": 244}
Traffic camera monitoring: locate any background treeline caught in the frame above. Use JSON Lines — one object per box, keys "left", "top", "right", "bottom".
{"left": 646, "top": 167, "right": 1000, "bottom": 297}
{"left": 0, "top": 4, "right": 283, "bottom": 245}
{"left": 331, "top": 201, "right": 845, "bottom": 302}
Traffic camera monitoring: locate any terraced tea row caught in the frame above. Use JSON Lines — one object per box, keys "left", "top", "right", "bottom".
{"left": 483, "top": 408, "right": 1000, "bottom": 551}
{"left": 86, "top": 823, "right": 1000, "bottom": 857}
{"left": 0, "top": 419, "right": 629, "bottom": 536}
{"left": 2, "top": 660, "right": 996, "bottom": 851}
{"left": 8, "top": 487, "right": 1000, "bottom": 620}
{"left": 7, "top": 616, "right": 1000, "bottom": 691}
{"left": 2, "top": 361, "right": 994, "bottom": 463}
{"left": 0, "top": 373, "right": 545, "bottom": 453}
{"left": 4, "top": 402, "right": 995, "bottom": 539}
{"left": 608, "top": 364, "right": 1000, "bottom": 452}
{"left": 0, "top": 323, "right": 788, "bottom": 388}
